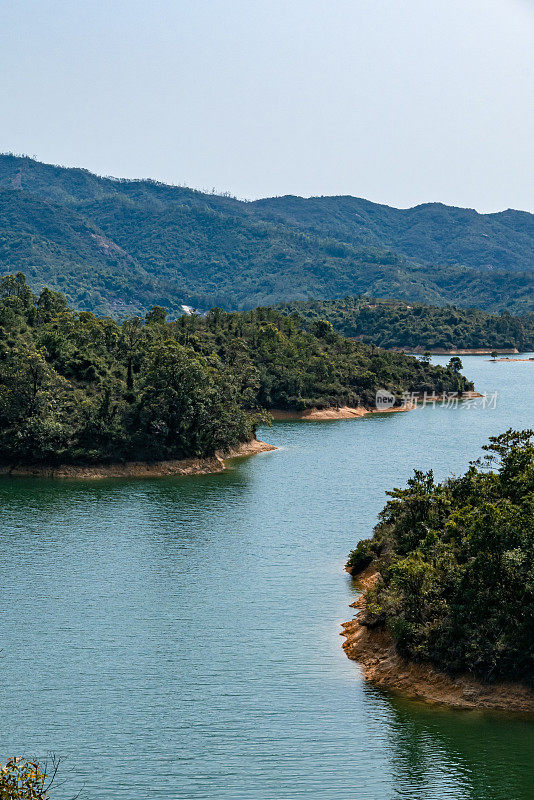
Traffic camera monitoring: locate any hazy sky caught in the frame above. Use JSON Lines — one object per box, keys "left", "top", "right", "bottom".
{"left": 1, "top": 0, "right": 533, "bottom": 211}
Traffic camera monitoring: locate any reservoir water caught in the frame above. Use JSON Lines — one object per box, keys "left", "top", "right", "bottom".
{"left": 1, "top": 356, "right": 533, "bottom": 799}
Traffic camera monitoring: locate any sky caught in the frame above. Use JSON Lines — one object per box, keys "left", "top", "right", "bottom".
{"left": 1, "top": 0, "right": 533, "bottom": 212}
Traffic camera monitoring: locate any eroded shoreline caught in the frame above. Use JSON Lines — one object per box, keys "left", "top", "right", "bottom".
{"left": 0, "top": 439, "right": 276, "bottom": 480}
{"left": 270, "top": 403, "right": 416, "bottom": 420}
{"left": 270, "top": 392, "right": 482, "bottom": 420}
{"left": 341, "top": 566, "right": 534, "bottom": 713}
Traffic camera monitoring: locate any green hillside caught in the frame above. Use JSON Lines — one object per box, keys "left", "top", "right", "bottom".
{"left": 0, "top": 190, "right": 169, "bottom": 316}
{"left": 276, "top": 297, "right": 534, "bottom": 351}
{"left": 253, "top": 195, "right": 534, "bottom": 273}
{"left": 0, "top": 154, "right": 532, "bottom": 315}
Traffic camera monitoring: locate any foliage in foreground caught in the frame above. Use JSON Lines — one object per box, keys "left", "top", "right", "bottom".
{"left": 347, "top": 430, "right": 534, "bottom": 684}
{"left": 0, "top": 757, "right": 56, "bottom": 800}
{"left": 0, "top": 273, "right": 473, "bottom": 466}
{"left": 0, "top": 758, "right": 47, "bottom": 800}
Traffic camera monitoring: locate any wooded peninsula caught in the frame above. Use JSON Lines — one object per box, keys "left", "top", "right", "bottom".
{"left": 277, "top": 297, "right": 534, "bottom": 352}
{"left": 343, "top": 429, "right": 534, "bottom": 710}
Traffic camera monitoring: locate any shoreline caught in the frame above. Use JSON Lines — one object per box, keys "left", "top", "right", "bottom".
{"left": 341, "top": 566, "right": 534, "bottom": 713}
{"left": 270, "top": 392, "right": 482, "bottom": 421}
{"left": 0, "top": 439, "right": 276, "bottom": 480}
{"left": 398, "top": 348, "right": 520, "bottom": 356}
{"left": 270, "top": 403, "right": 416, "bottom": 421}
{"left": 489, "top": 357, "right": 534, "bottom": 363}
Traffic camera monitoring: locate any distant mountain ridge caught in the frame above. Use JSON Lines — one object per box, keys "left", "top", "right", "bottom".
{"left": 0, "top": 153, "right": 532, "bottom": 315}
{"left": 252, "top": 195, "right": 534, "bottom": 273}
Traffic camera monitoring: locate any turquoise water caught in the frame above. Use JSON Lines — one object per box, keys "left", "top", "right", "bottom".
{"left": 1, "top": 355, "right": 533, "bottom": 799}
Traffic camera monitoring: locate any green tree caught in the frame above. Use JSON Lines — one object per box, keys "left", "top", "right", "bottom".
{"left": 36, "top": 288, "right": 67, "bottom": 322}
{"left": 145, "top": 306, "right": 167, "bottom": 326}
{"left": 119, "top": 317, "right": 144, "bottom": 392}
{"left": 133, "top": 340, "right": 253, "bottom": 458}
{"left": 447, "top": 356, "right": 463, "bottom": 373}
{"left": 0, "top": 272, "right": 34, "bottom": 306}
{"left": 0, "top": 345, "right": 73, "bottom": 462}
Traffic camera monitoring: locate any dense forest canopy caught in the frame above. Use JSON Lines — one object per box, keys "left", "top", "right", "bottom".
{"left": 347, "top": 430, "right": 534, "bottom": 684}
{"left": 276, "top": 297, "right": 534, "bottom": 351}
{"left": 0, "top": 154, "right": 532, "bottom": 316}
{"left": 0, "top": 273, "right": 473, "bottom": 466}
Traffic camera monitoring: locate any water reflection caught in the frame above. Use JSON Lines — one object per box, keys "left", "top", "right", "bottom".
{"left": 1, "top": 356, "right": 533, "bottom": 799}
{"left": 384, "top": 693, "right": 534, "bottom": 800}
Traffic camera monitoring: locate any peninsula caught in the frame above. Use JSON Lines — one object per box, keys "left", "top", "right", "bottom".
{"left": 276, "top": 297, "right": 534, "bottom": 353}
{"left": 342, "top": 429, "right": 534, "bottom": 712}
{"left": 0, "top": 273, "right": 474, "bottom": 475}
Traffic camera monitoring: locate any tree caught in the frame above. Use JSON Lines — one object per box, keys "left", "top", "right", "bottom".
{"left": 491, "top": 350, "right": 498, "bottom": 361}
{"left": 118, "top": 317, "right": 144, "bottom": 392}
{"left": 36, "top": 288, "right": 67, "bottom": 322}
{"left": 447, "top": 356, "right": 463, "bottom": 373}
{"left": 0, "top": 272, "right": 34, "bottom": 306}
{"left": 0, "top": 346, "right": 65, "bottom": 419}
{"left": 311, "top": 319, "right": 335, "bottom": 340}
{"left": 133, "top": 340, "right": 253, "bottom": 458}
{"left": 0, "top": 757, "right": 49, "bottom": 800}
{"left": 145, "top": 306, "right": 167, "bottom": 326}
{"left": 0, "top": 345, "right": 72, "bottom": 462}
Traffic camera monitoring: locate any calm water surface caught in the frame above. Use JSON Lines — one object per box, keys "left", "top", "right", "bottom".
{"left": 1, "top": 356, "right": 533, "bottom": 799}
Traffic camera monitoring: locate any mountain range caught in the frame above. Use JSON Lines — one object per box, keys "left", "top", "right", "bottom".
{"left": 0, "top": 153, "right": 532, "bottom": 316}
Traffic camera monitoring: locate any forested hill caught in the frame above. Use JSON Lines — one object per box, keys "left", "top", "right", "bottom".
{"left": 276, "top": 297, "right": 534, "bottom": 352}
{"left": 0, "top": 273, "right": 472, "bottom": 466}
{"left": 252, "top": 195, "right": 534, "bottom": 274}
{"left": 0, "top": 154, "right": 532, "bottom": 316}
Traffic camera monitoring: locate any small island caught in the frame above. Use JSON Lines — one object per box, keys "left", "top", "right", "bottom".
{"left": 342, "top": 429, "right": 534, "bottom": 712}
{"left": 0, "top": 273, "right": 475, "bottom": 477}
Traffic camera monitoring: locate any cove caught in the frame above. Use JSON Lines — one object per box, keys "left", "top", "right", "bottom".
{"left": 1, "top": 355, "right": 533, "bottom": 800}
